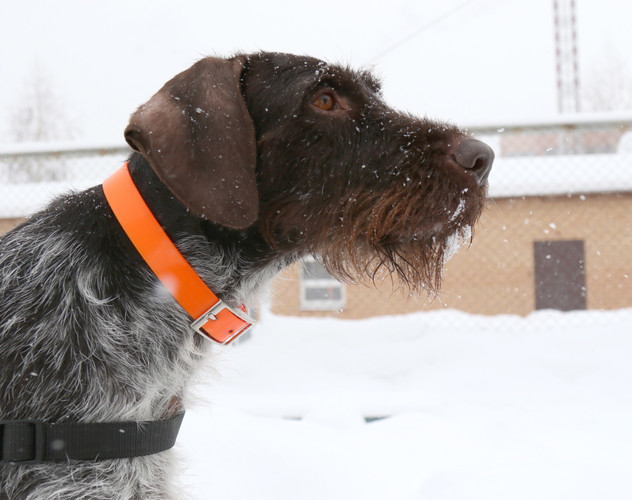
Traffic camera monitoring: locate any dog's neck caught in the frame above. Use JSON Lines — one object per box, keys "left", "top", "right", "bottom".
{"left": 127, "top": 153, "right": 209, "bottom": 241}
{"left": 126, "top": 153, "right": 298, "bottom": 307}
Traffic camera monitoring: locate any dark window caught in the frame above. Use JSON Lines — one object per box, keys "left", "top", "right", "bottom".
{"left": 534, "top": 240, "right": 586, "bottom": 311}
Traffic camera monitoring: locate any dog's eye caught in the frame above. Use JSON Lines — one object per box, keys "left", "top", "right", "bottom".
{"left": 313, "top": 92, "right": 337, "bottom": 111}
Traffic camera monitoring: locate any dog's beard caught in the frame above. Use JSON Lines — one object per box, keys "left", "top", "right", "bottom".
{"left": 261, "top": 180, "right": 485, "bottom": 294}
{"left": 316, "top": 211, "right": 476, "bottom": 294}
{"left": 318, "top": 230, "right": 471, "bottom": 294}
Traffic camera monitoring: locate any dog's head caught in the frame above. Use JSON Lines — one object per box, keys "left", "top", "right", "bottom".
{"left": 126, "top": 52, "right": 493, "bottom": 291}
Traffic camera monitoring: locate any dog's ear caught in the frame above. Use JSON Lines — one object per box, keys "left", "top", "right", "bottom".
{"left": 125, "top": 56, "right": 258, "bottom": 229}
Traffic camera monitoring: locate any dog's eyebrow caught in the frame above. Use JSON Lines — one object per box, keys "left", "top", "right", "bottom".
{"left": 313, "top": 69, "right": 382, "bottom": 98}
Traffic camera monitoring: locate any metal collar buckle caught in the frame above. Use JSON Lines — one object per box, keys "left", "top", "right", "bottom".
{"left": 190, "top": 300, "right": 255, "bottom": 345}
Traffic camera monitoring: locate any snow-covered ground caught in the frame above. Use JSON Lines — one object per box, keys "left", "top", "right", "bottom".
{"left": 177, "top": 307, "right": 632, "bottom": 499}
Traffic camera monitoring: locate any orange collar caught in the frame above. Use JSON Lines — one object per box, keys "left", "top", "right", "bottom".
{"left": 102, "top": 163, "right": 255, "bottom": 344}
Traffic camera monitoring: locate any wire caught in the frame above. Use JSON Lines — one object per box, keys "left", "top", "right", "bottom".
{"left": 366, "top": 0, "right": 479, "bottom": 63}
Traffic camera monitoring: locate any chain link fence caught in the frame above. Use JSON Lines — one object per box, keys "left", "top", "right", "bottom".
{"left": 1, "top": 114, "right": 631, "bottom": 324}
{"left": 459, "top": 114, "right": 632, "bottom": 318}
{"left": 0, "top": 143, "right": 130, "bottom": 224}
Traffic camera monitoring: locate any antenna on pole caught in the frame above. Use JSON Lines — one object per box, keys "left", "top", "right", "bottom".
{"left": 553, "top": 0, "right": 580, "bottom": 113}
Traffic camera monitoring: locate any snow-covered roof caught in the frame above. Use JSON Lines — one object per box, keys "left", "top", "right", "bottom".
{"left": 462, "top": 110, "right": 632, "bottom": 134}
{"left": 0, "top": 142, "right": 128, "bottom": 156}
{"left": 488, "top": 152, "right": 632, "bottom": 198}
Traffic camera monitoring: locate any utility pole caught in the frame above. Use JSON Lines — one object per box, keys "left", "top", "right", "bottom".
{"left": 553, "top": 0, "right": 581, "bottom": 153}
{"left": 553, "top": 0, "right": 580, "bottom": 113}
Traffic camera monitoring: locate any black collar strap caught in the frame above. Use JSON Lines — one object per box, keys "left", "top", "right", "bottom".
{"left": 0, "top": 412, "right": 184, "bottom": 463}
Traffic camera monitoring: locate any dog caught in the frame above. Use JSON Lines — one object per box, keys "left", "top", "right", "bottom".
{"left": 0, "top": 52, "right": 493, "bottom": 498}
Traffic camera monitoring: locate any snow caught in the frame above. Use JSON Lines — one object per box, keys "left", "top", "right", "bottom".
{"left": 488, "top": 152, "right": 632, "bottom": 198}
{"left": 177, "top": 307, "right": 632, "bottom": 499}
{"left": 442, "top": 225, "right": 471, "bottom": 265}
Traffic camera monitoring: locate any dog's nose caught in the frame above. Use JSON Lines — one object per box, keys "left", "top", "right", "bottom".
{"left": 452, "top": 139, "right": 494, "bottom": 184}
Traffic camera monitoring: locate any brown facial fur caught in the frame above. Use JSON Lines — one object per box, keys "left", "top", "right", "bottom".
{"left": 240, "top": 53, "right": 488, "bottom": 291}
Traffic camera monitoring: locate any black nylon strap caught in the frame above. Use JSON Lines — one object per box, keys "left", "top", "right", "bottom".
{"left": 0, "top": 412, "right": 184, "bottom": 463}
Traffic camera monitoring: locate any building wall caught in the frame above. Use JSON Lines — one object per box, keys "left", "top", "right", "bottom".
{"left": 0, "top": 218, "right": 22, "bottom": 234}
{"left": 270, "top": 193, "right": 632, "bottom": 318}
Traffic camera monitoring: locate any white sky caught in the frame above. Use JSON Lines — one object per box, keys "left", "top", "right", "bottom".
{"left": 1, "top": 0, "right": 631, "bottom": 143}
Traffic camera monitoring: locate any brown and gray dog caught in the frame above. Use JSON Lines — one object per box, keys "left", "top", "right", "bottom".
{"left": 0, "top": 52, "right": 493, "bottom": 498}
